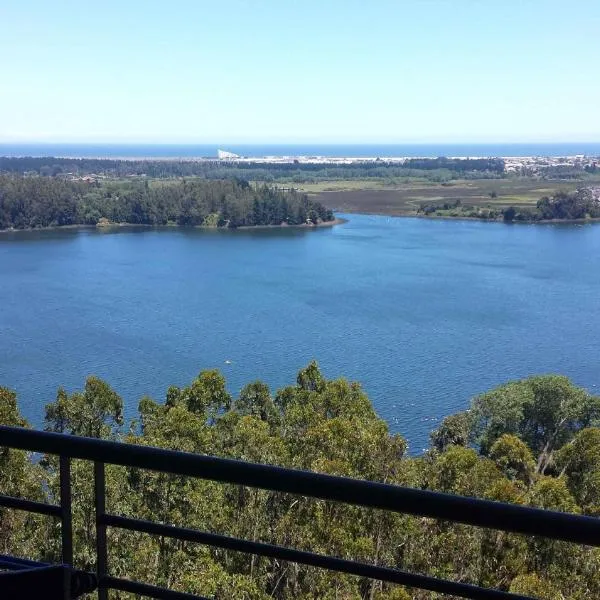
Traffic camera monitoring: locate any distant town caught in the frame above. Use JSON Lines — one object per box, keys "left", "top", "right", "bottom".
{"left": 215, "top": 149, "right": 598, "bottom": 174}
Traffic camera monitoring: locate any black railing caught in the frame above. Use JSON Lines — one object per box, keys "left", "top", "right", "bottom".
{"left": 0, "top": 425, "right": 599, "bottom": 600}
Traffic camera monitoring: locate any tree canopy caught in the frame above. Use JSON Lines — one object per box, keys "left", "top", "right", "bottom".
{"left": 0, "top": 156, "right": 505, "bottom": 182}
{"left": 1, "top": 367, "right": 599, "bottom": 599}
{"left": 0, "top": 175, "right": 334, "bottom": 230}
{"left": 418, "top": 187, "right": 600, "bottom": 222}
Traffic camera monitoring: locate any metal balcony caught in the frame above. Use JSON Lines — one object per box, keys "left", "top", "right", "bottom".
{"left": 0, "top": 425, "right": 598, "bottom": 600}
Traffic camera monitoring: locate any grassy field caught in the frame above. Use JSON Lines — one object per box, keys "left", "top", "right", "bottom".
{"left": 293, "top": 177, "right": 600, "bottom": 216}
{"left": 138, "top": 174, "right": 600, "bottom": 218}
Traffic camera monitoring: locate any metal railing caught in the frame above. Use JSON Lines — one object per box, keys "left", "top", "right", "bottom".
{"left": 0, "top": 425, "right": 599, "bottom": 600}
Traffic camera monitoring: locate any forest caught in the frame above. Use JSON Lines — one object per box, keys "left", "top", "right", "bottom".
{"left": 0, "top": 175, "right": 334, "bottom": 229}
{"left": 0, "top": 156, "right": 505, "bottom": 183}
{"left": 1, "top": 364, "right": 599, "bottom": 599}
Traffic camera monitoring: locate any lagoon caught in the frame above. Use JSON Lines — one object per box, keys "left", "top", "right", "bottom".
{"left": 1, "top": 215, "right": 600, "bottom": 451}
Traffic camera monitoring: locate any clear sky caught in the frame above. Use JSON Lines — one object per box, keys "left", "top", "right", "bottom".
{"left": 1, "top": 0, "right": 599, "bottom": 143}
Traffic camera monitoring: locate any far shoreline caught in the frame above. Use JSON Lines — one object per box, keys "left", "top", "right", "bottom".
{"left": 327, "top": 208, "right": 600, "bottom": 226}
{"left": 3, "top": 212, "right": 600, "bottom": 233}
{"left": 236, "top": 217, "right": 347, "bottom": 230}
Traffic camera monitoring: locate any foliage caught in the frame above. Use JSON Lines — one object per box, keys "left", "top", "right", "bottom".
{"left": 0, "top": 156, "right": 505, "bottom": 183}
{"left": 509, "top": 573, "right": 562, "bottom": 600}
{"left": 430, "top": 411, "right": 473, "bottom": 452}
{"left": 1, "top": 367, "right": 599, "bottom": 598}
{"left": 536, "top": 188, "right": 600, "bottom": 220}
{"left": 417, "top": 186, "right": 600, "bottom": 222}
{"left": 45, "top": 376, "right": 123, "bottom": 438}
{"left": 489, "top": 434, "right": 535, "bottom": 485}
{"left": 555, "top": 428, "right": 600, "bottom": 514}
{"left": 0, "top": 175, "right": 334, "bottom": 229}
{"left": 469, "top": 375, "right": 600, "bottom": 472}
{"left": 0, "top": 388, "right": 48, "bottom": 560}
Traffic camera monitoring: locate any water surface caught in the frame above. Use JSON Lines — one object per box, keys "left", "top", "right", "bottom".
{"left": 1, "top": 216, "right": 599, "bottom": 451}
{"left": 2, "top": 142, "right": 600, "bottom": 158}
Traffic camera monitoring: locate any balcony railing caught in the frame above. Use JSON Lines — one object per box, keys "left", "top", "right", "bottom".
{"left": 0, "top": 425, "right": 599, "bottom": 600}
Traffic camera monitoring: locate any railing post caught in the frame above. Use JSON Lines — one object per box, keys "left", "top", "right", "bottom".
{"left": 95, "top": 461, "right": 108, "bottom": 600}
{"left": 59, "top": 455, "right": 73, "bottom": 600}
{"left": 59, "top": 455, "right": 73, "bottom": 566}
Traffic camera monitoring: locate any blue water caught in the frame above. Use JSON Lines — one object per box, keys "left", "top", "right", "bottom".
{"left": 1, "top": 216, "right": 600, "bottom": 452}
{"left": 1, "top": 143, "right": 600, "bottom": 159}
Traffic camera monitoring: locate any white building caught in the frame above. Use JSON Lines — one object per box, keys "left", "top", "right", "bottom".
{"left": 217, "top": 149, "right": 240, "bottom": 160}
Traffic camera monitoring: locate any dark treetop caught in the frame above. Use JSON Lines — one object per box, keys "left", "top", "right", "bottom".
{"left": 0, "top": 175, "right": 334, "bottom": 230}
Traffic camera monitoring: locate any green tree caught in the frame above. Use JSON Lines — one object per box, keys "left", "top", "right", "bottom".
{"left": 0, "top": 388, "right": 48, "bottom": 560}
{"left": 430, "top": 411, "right": 473, "bottom": 452}
{"left": 509, "top": 573, "right": 562, "bottom": 600}
{"left": 296, "top": 360, "right": 326, "bottom": 392}
{"left": 528, "top": 477, "right": 579, "bottom": 513}
{"left": 181, "top": 370, "right": 232, "bottom": 423}
{"left": 503, "top": 206, "right": 516, "bottom": 222}
{"left": 555, "top": 427, "right": 600, "bottom": 514}
{"left": 470, "top": 375, "right": 600, "bottom": 473}
{"left": 43, "top": 379, "right": 127, "bottom": 576}
{"left": 489, "top": 434, "right": 536, "bottom": 485}
{"left": 235, "top": 381, "right": 279, "bottom": 427}
{"left": 45, "top": 376, "right": 123, "bottom": 438}
{"left": 2, "top": 368, "right": 600, "bottom": 599}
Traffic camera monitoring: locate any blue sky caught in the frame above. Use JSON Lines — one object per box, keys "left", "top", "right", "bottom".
{"left": 1, "top": 0, "right": 599, "bottom": 143}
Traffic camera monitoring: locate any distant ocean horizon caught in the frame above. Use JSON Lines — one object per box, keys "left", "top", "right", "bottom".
{"left": 1, "top": 142, "right": 600, "bottom": 159}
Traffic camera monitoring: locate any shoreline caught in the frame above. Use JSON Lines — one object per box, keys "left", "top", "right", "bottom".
{"left": 0, "top": 217, "right": 348, "bottom": 235}
{"left": 327, "top": 208, "right": 600, "bottom": 225}
{"left": 412, "top": 213, "right": 600, "bottom": 225}
{"left": 4, "top": 212, "right": 600, "bottom": 233}
{"left": 236, "top": 217, "right": 347, "bottom": 230}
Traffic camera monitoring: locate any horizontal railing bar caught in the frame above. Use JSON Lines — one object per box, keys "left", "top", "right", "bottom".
{"left": 0, "top": 554, "right": 49, "bottom": 571}
{"left": 102, "top": 575, "right": 210, "bottom": 600}
{"left": 104, "top": 514, "right": 534, "bottom": 600}
{"left": 0, "top": 560, "right": 35, "bottom": 571}
{"left": 0, "top": 493, "right": 61, "bottom": 517}
{"left": 1, "top": 426, "right": 599, "bottom": 547}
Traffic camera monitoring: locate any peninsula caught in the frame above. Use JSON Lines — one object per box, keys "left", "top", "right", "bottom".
{"left": 0, "top": 176, "right": 335, "bottom": 231}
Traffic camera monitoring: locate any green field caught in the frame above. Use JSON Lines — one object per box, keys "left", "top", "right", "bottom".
{"left": 292, "top": 177, "right": 599, "bottom": 216}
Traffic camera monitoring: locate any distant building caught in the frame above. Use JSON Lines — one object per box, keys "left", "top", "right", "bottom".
{"left": 217, "top": 149, "right": 240, "bottom": 160}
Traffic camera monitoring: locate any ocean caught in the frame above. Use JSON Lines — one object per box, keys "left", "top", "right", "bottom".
{"left": 1, "top": 142, "right": 600, "bottom": 159}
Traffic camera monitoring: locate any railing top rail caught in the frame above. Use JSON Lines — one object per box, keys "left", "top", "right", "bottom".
{"left": 0, "top": 425, "right": 598, "bottom": 547}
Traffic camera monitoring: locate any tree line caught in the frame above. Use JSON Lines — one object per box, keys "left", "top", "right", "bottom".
{"left": 402, "top": 157, "right": 504, "bottom": 173}
{"left": 1, "top": 364, "right": 599, "bottom": 599}
{"left": 0, "top": 175, "right": 334, "bottom": 230}
{"left": 0, "top": 156, "right": 505, "bottom": 183}
{"left": 502, "top": 188, "right": 600, "bottom": 222}
{"left": 514, "top": 163, "right": 600, "bottom": 180}
{"left": 417, "top": 187, "right": 600, "bottom": 222}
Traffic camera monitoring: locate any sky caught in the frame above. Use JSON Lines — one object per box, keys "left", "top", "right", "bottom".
{"left": 1, "top": 0, "right": 599, "bottom": 143}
